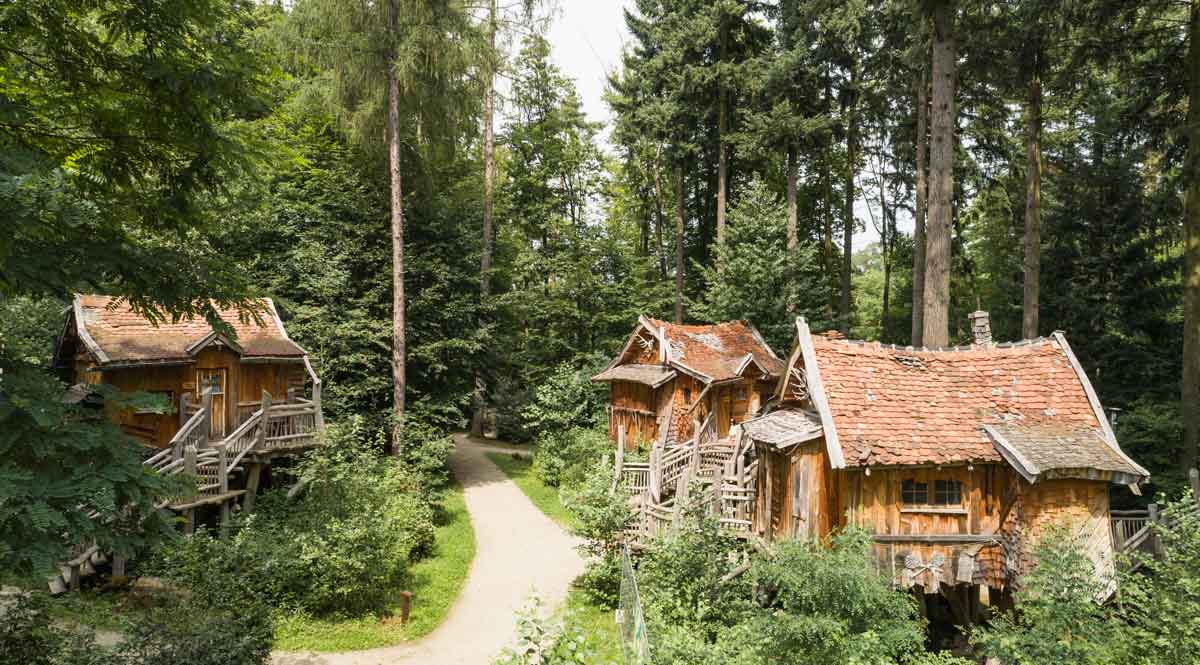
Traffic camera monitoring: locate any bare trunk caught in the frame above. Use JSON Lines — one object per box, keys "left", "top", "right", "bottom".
{"left": 787, "top": 144, "right": 798, "bottom": 252}
{"left": 881, "top": 167, "right": 892, "bottom": 341}
{"left": 840, "top": 66, "right": 858, "bottom": 335}
{"left": 652, "top": 153, "right": 669, "bottom": 279}
{"left": 716, "top": 16, "right": 728, "bottom": 247}
{"left": 822, "top": 73, "right": 837, "bottom": 322}
{"left": 1183, "top": 0, "right": 1200, "bottom": 472}
{"left": 1023, "top": 73, "right": 1042, "bottom": 340}
{"left": 470, "top": 0, "right": 497, "bottom": 439}
{"left": 388, "top": 58, "right": 407, "bottom": 453}
{"left": 912, "top": 67, "right": 928, "bottom": 346}
{"left": 675, "top": 164, "right": 685, "bottom": 324}
{"left": 922, "top": 0, "right": 956, "bottom": 348}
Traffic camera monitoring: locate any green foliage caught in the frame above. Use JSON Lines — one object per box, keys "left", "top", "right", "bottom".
{"left": 397, "top": 417, "right": 456, "bottom": 496}
{"left": 724, "top": 529, "right": 925, "bottom": 664}
{"left": 0, "top": 591, "right": 272, "bottom": 665}
{"left": 970, "top": 529, "right": 1133, "bottom": 665}
{"left": 522, "top": 361, "right": 607, "bottom": 439}
{"left": 561, "top": 455, "right": 634, "bottom": 609}
{"left": 493, "top": 597, "right": 604, "bottom": 665}
{"left": 692, "top": 180, "right": 833, "bottom": 350}
{"left": 1119, "top": 494, "right": 1200, "bottom": 665}
{"left": 153, "top": 421, "right": 435, "bottom": 615}
{"left": 0, "top": 366, "right": 180, "bottom": 575}
{"left": 532, "top": 427, "right": 609, "bottom": 489}
{"left": 1116, "top": 399, "right": 1187, "bottom": 498}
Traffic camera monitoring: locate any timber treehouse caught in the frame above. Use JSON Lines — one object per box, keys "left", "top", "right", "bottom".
{"left": 591, "top": 315, "right": 785, "bottom": 449}
{"left": 47, "top": 295, "right": 325, "bottom": 592}
{"left": 605, "top": 312, "right": 1151, "bottom": 620}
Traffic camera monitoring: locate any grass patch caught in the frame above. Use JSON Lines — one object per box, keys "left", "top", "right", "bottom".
{"left": 273, "top": 480, "right": 476, "bottom": 652}
{"left": 484, "top": 452, "right": 577, "bottom": 529}
{"left": 565, "top": 588, "right": 622, "bottom": 664}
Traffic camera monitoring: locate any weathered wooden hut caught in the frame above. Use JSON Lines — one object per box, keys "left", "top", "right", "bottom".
{"left": 592, "top": 316, "right": 785, "bottom": 449}
{"left": 743, "top": 312, "right": 1149, "bottom": 609}
{"left": 53, "top": 294, "right": 320, "bottom": 448}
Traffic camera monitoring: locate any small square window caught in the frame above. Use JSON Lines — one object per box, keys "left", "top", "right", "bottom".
{"left": 901, "top": 480, "right": 928, "bottom": 505}
{"left": 733, "top": 386, "right": 748, "bottom": 401}
{"left": 934, "top": 480, "right": 962, "bottom": 506}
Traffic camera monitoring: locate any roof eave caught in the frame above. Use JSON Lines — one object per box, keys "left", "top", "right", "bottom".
{"left": 795, "top": 317, "right": 845, "bottom": 469}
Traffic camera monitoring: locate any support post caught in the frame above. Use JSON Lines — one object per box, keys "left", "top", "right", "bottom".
{"left": 1190, "top": 468, "right": 1199, "bottom": 507}
{"left": 650, "top": 443, "right": 662, "bottom": 503}
{"left": 179, "top": 393, "right": 191, "bottom": 429}
{"left": 218, "top": 445, "right": 230, "bottom": 538}
{"left": 258, "top": 390, "right": 273, "bottom": 451}
{"left": 287, "top": 387, "right": 297, "bottom": 404}
{"left": 612, "top": 425, "right": 625, "bottom": 494}
{"left": 244, "top": 463, "right": 263, "bottom": 513}
{"left": 312, "top": 378, "right": 325, "bottom": 431}
{"left": 1148, "top": 503, "right": 1164, "bottom": 559}
{"left": 200, "top": 388, "right": 214, "bottom": 446}
{"left": 184, "top": 509, "right": 195, "bottom": 536}
{"left": 112, "top": 554, "right": 128, "bottom": 579}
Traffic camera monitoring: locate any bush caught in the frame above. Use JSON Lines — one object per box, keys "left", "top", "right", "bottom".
{"left": 153, "top": 421, "right": 436, "bottom": 615}
{"left": 521, "top": 360, "right": 607, "bottom": 438}
{"left": 533, "top": 427, "right": 609, "bottom": 488}
{"left": 0, "top": 591, "right": 271, "bottom": 665}
{"left": 491, "top": 375, "right": 533, "bottom": 443}
{"left": 970, "top": 528, "right": 1134, "bottom": 665}
{"left": 493, "top": 597, "right": 602, "bottom": 665}
{"left": 398, "top": 417, "right": 455, "bottom": 495}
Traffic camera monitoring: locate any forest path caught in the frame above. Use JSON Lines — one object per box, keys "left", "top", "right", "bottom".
{"left": 272, "top": 434, "right": 585, "bottom": 665}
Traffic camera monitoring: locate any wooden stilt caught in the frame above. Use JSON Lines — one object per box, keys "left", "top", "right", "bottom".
{"left": 244, "top": 463, "right": 263, "bottom": 512}
{"left": 184, "top": 508, "right": 195, "bottom": 535}
{"left": 112, "top": 554, "right": 127, "bottom": 578}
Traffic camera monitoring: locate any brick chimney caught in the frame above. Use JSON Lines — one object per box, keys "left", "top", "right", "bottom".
{"left": 968, "top": 311, "right": 992, "bottom": 346}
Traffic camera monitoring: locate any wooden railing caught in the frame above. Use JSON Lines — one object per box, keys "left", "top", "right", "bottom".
{"left": 621, "top": 462, "right": 651, "bottom": 496}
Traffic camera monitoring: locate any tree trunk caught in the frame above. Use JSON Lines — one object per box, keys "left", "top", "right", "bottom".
{"left": 840, "top": 65, "right": 858, "bottom": 335}
{"left": 787, "top": 144, "right": 798, "bottom": 252}
{"left": 716, "top": 14, "right": 728, "bottom": 247}
{"left": 470, "top": 0, "right": 497, "bottom": 440}
{"left": 675, "top": 164, "right": 686, "bottom": 324}
{"left": 1183, "top": 0, "right": 1200, "bottom": 473}
{"left": 912, "top": 66, "right": 928, "bottom": 346}
{"left": 1022, "top": 70, "right": 1042, "bottom": 340}
{"left": 922, "top": 0, "right": 956, "bottom": 348}
{"left": 652, "top": 151, "right": 669, "bottom": 279}
{"left": 880, "top": 166, "right": 892, "bottom": 341}
{"left": 388, "top": 57, "right": 407, "bottom": 453}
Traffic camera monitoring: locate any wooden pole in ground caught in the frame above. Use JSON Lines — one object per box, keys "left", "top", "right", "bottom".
{"left": 218, "top": 445, "right": 230, "bottom": 537}
{"left": 1148, "top": 503, "right": 1163, "bottom": 559}
{"left": 1190, "top": 468, "right": 1199, "bottom": 507}
{"left": 613, "top": 425, "right": 625, "bottom": 494}
{"left": 244, "top": 463, "right": 263, "bottom": 512}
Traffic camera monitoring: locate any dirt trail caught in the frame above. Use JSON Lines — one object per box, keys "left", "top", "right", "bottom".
{"left": 272, "top": 434, "right": 585, "bottom": 665}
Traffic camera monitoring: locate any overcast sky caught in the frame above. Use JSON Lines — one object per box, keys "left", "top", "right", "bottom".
{"left": 541, "top": 1, "right": 887, "bottom": 246}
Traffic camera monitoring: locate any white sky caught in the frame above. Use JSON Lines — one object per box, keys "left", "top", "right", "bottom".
{"left": 543, "top": 0, "right": 886, "bottom": 246}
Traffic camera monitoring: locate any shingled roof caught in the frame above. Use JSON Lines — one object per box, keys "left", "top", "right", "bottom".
{"left": 643, "top": 317, "right": 785, "bottom": 383}
{"left": 783, "top": 318, "right": 1148, "bottom": 482}
{"left": 68, "top": 294, "right": 306, "bottom": 367}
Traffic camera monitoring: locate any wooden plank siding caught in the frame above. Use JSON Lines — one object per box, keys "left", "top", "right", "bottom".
{"left": 88, "top": 354, "right": 302, "bottom": 448}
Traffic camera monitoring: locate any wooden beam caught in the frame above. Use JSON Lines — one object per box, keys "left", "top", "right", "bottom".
{"left": 872, "top": 534, "right": 999, "bottom": 544}
{"left": 795, "top": 317, "right": 844, "bottom": 468}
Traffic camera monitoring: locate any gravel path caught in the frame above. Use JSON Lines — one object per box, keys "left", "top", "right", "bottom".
{"left": 272, "top": 434, "right": 585, "bottom": 665}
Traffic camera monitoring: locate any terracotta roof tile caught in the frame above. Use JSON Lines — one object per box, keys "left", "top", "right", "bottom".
{"left": 644, "top": 317, "right": 784, "bottom": 382}
{"left": 810, "top": 336, "right": 1106, "bottom": 467}
{"left": 77, "top": 294, "right": 305, "bottom": 365}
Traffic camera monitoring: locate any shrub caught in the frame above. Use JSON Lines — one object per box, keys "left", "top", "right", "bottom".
{"left": 0, "top": 591, "right": 271, "bottom": 665}
{"left": 493, "top": 597, "right": 602, "bottom": 665}
{"left": 491, "top": 375, "right": 533, "bottom": 443}
{"left": 153, "top": 422, "right": 435, "bottom": 615}
{"left": 533, "top": 427, "right": 609, "bottom": 488}
{"left": 725, "top": 528, "right": 925, "bottom": 664}
{"left": 521, "top": 360, "right": 607, "bottom": 438}
{"left": 970, "top": 528, "right": 1134, "bottom": 665}
{"left": 398, "top": 417, "right": 455, "bottom": 495}
{"left": 560, "top": 453, "right": 634, "bottom": 608}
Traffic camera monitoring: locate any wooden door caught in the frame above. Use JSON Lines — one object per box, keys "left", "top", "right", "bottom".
{"left": 196, "top": 368, "right": 227, "bottom": 438}
{"left": 717, "top": 387, "right": 733, "bottom": 439}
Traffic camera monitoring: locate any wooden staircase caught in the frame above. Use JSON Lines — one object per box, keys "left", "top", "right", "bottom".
{"left": 49, "top": 379, "right": 325, "bottom": 594}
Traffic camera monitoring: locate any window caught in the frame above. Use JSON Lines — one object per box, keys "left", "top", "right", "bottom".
{"left": 135, "top": 390, "right": 174, "bottom": 415}
{"left": 901, "top": 480, "right": 928, "bottom": 505}
{"left": 683, "top": 388, "right": 692, "bottom": 404}
{"left": 733, "top": 385, "right": 748, "bottom": 402}
{"left": 934, "top": 480, "right": 962, "bottom": 506}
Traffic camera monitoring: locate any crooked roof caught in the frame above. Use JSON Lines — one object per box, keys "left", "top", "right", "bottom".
{"left": 984, "top": 422, "right": 1146, "bottom": 485}
{"left": 741, "top": 408, "right": 824, "bottom": 449}
{"left": 643, "top": 316, "right": 785, "bottom": 383}
{"left": 592, "top": 364, "right": 676, "bottom": 388}
{"left": 785, "top": 318, "right": 1147, "bottom": 482}
{"left": 68, "top": 294, "right": 306, "bottom": 367}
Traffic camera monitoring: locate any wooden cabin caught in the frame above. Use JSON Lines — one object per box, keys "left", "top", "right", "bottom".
{"left": 742, "top": 312, "right": 1149, "bottom": 605}
{"left": 53, "top": 294, "right": 320, "bottom": 448}
{"left": 592, "top": 316, "right": 785, "bottom": 450}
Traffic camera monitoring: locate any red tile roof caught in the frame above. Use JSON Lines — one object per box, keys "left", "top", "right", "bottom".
{"left": 809, "top": 336, "right": 1107, "bottom": 467}
{"left": 644, "top": 317, "right": 784, "bottom": 383}
{"left": 75, "top": 294, "right": 305, "bottom": 365}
